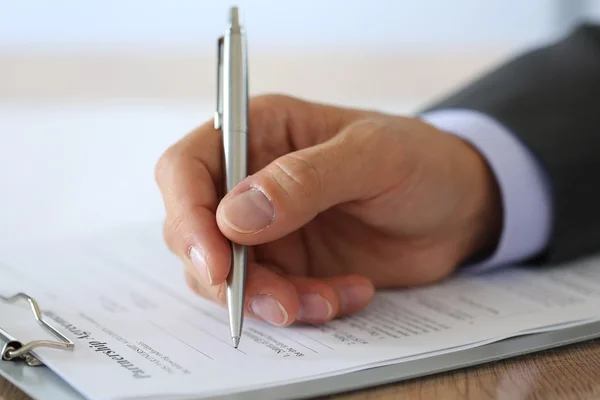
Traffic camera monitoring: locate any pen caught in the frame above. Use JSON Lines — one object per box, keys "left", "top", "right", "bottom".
{"left": 215, "top": 6, "right": 249, "bottom": 348}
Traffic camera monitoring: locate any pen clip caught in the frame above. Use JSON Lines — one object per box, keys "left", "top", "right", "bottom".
{"left": 214, "top": 36, "right": 224, "bottom": 130}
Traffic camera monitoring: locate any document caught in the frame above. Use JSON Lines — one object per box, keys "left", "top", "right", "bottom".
{"left": 1, "top": 222, "right": 600, "bottom": 400}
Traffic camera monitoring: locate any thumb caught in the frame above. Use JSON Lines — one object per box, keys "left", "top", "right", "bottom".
{"left": 216, "top": 118, "right": 412, "bottom": 244}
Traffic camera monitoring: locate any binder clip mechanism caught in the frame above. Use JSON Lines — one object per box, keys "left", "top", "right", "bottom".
{"left": 0, "top": 293, "right": 74, "bottom": 366}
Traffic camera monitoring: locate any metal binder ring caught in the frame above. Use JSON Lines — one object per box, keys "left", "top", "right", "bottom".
{"left": 0, "top": 292, "right": 74, "bottom": 366}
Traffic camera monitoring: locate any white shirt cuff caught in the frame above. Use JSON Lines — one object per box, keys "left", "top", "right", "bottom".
{"left": 420, "top": 109, "right": 553, "bottom": 273}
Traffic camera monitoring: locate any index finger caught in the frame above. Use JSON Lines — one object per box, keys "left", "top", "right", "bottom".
{"left": 155, "top": 120, "right": 231, "bottom": 286}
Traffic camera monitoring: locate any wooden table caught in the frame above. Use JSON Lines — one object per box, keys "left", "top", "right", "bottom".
{"left": 3, "top": 340, "right": 600, "bottom": 400}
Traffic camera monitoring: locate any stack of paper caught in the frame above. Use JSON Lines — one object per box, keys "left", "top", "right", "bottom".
{"left": 1, "top": 222, "right": 599, "bottom": 400}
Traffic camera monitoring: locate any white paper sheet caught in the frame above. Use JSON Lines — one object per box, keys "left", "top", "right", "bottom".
{"left": 1, "top": 223, "right": 599, "bottom": 400}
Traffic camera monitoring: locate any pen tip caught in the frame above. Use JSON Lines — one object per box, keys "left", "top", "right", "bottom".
{"left": 232, "top": 336, "right": 240, "bottom": 348}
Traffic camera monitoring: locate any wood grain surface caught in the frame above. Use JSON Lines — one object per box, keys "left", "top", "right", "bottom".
{"left": 3, "top": 340, "right": 600, "bottom": 400}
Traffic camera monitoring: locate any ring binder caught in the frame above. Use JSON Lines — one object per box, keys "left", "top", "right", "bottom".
{"left": 0, "top": 293, "right": 74, "bottom": 366}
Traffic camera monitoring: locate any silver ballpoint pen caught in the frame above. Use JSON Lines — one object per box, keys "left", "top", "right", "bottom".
{"left": 215, "top": 6, "right": 248, "bottom": 348}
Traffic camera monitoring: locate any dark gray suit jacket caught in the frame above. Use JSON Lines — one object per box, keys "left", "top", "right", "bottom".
{"left": 424, "top": 23, "right": 600, "bottom": 265}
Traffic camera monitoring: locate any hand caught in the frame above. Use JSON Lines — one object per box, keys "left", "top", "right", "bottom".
{"left": 155, "top": 94, "right": 502, "bottom": 326}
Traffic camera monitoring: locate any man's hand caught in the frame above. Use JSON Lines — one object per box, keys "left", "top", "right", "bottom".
{"left": 154, "top": 94, "right": 502, "bottom": 326}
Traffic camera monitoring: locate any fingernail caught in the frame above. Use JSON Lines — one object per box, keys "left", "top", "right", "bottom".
{"left": 339, "top": 284, "right": 373, "bottom": 311}
{"left": 220, "top": 189, "right": 274, "bottom": 233}
{"left": 298, "top": 293, "right": 333, "bottom": 322}
{"left": 189, "top": 246, "right": 213, "bottom": 285}
{"left": 249, "top": 294, "right": 288, "bottom": 326}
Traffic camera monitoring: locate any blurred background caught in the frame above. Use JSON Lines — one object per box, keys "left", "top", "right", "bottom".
{"left": 0, "top": 0, "right": 597, "bottom": 243}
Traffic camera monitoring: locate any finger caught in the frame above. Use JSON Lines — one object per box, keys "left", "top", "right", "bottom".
{"left": 286, "top": 276, "right": 340, "bottom": 324}
{"left": 286, "top": 275, "right": 375, "bottom": 322}
{"left": 324, "top": 275, "right": 375, "bottom": 316}
{"left": 216, "top": 118, "right": 416, "bottom": 244}
{"left": 184, "top": 261, "right": 300, "bottom": 327}
{"left": 155, "top": 122, "right": 231, "bottom": 286}
{"left": 164, "top": 206, "right": 231, "bottom": 285}
{"left": 185, "top": 262, "right": 375, "bottom": 325}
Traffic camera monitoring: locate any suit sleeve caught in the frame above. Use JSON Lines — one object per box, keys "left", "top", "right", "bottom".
{"left": 422, "top": 23, "right": 600, "bottom": 265}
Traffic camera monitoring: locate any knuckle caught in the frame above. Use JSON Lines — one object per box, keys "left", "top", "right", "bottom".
{"left": 213, "top": 282, "right": 228, "bottom": 305}
{"left": 269, "top": 154, "right": 321, "bottom": 202}
{"left": 248, "top": 94, "right": 291, "bottom": 129}
{"left": 162, "top": 218, "right": 178, "bottom": 253}
{"left": 163, "top": 213, "right": 188, "bottom": 253}
{"left": 247, "top": 94, "right": 291, "bottom": 163}
{"left": 154, "top": 145, "right": 181, "bottom": 185}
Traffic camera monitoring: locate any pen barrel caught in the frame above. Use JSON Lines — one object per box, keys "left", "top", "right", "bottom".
{"left": 222, "top": 29, "right": 248, "bottom": 193}
{"left": 221, "top": 10, "right": 248, "bottom": 343}
{"left": 222, "top": 30, "right": 248, "bottom": 139}
{"left": 223, "top": 130, "right": 247, "bottom": 192}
